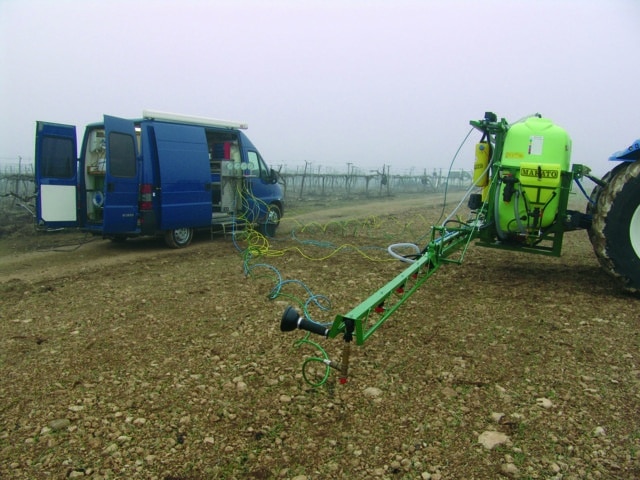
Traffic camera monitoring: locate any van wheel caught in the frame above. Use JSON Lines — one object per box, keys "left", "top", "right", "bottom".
{"left": 589, "top": 161, "right": 640, "bottom": 292}
{"left": 164, "top": 228, "right": 193, "bottom": 248}
{"left": 259, "top": 204, "right": 281, "bottom": 237}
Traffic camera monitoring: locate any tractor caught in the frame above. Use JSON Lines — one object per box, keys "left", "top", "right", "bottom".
{"left": 279, "top": 112, "right": 640, "bottom": 384}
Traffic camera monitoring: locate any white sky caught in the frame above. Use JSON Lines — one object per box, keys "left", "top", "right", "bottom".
{"left": 1, "top": 0, "right": 639, "bottom": 175}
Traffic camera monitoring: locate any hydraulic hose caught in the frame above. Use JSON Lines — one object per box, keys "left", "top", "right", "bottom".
{"left": 494, "top": 177, "right": 508, "bottom": 240}
{"left": 513, "top": 189, "right": 528, "bottom": 234}
{"left": 387, "top": 243, "right": 421, "bottom": 264}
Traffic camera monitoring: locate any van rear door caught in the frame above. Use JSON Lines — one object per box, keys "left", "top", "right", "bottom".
{"left": 103, "top": 115, "right": 139, "bottom": 234}
{"left": 35, "top": 121, "right": 79, "bottom": 228}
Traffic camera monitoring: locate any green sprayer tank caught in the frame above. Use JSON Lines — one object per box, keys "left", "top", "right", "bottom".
{"left": 496, "top": 116, "right": 572, "bottom": 239}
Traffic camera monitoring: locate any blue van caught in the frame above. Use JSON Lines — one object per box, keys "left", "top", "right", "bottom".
{"left": 35, "top": 110, "right": 284, "bottom": 247}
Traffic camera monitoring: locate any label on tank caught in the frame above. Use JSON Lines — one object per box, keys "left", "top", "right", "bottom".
{"left": 528, "top": 136, "right": 544, "bottom": 155}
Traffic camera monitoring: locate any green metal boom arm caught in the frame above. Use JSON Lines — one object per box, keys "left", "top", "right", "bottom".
{"left": 327, "top": 226, "right": 477, "bottom": 345}
{"left": 280, "top": 223, "right": 480, "bottom": 343}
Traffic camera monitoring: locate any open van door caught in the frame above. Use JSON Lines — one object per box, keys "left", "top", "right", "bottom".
{"left": 35, "top": 121, "right": 79, "bottom": 228}
{"left": 103, "top": 115, "right": 139, "bottom": 234}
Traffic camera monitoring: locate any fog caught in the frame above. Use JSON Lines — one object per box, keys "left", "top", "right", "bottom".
{"left": 1, "top": 0, "right": 639, "bottom": 175}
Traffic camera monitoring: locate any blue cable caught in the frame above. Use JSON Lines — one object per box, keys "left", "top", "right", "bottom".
{"left": 574, "top": 177, "right": 595, "bottom": 205}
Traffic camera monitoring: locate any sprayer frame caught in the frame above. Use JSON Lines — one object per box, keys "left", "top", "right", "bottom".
{"left": 280, "top": 112, "right": 593, "bottom": 383}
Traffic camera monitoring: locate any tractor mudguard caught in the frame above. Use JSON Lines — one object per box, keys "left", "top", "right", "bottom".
{"left": 609, "top": 139, "right": 640, "bottom": 161}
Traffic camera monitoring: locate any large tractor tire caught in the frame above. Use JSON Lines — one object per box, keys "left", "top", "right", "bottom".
{"left": 589, "top": 161, "right": 640, "bottom": 292}
{"left": 586, "top": 162, "right": 628, "bottom": 244}
{"left": 586, "top": 162, "right": 628, "bottom": 215}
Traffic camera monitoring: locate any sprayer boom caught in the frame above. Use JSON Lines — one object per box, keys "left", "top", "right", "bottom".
{"left": 281, "top": 224, "right": 479, "bottom": 345}
{"left": 279, "top": 111, "right": 600, "bottom": 386}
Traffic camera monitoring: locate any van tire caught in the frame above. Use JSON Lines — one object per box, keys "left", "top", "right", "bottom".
{"left": 259, "top": 204, "right": 281, "bottom": 237}
{"left": 164, "top": 228, "right": 194, "bottom": 248}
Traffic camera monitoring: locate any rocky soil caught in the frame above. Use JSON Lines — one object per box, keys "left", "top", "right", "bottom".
{"left": 1, "top": 193, "right": 639, "bottom": 479}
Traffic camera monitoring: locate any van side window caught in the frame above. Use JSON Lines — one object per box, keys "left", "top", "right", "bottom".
{"left": 247, "top": 151, "right": 268, "bottom": 179}
{"left": 109, "top": 132, "right": 136, "bottom": 177}
{"left": 41, "top": 136, "right": 75, "bottom": 178}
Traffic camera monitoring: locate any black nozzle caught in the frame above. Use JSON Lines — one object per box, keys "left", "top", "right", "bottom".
{"left": 280, "top": 306, "right": 301, "bottom": 332}
{"left": 280, "top": 306, "right": 329, "bottom": 337}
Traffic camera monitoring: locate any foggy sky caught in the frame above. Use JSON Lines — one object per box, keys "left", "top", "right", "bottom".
{"left": 1, "top": 0, "right": 639, "bottom": 175}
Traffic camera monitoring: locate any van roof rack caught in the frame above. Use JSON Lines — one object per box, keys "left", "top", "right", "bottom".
{"left": 142, "top": 110, "right": 248, "bottom": 130}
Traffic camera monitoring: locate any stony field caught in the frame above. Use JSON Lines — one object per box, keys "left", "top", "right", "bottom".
{"left": 0, "top": 193, "right": 638, "bottom": 479}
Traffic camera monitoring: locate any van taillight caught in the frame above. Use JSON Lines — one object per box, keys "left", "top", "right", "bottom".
{"left": 139, "top": 184, "right": 153, "bottom": 211}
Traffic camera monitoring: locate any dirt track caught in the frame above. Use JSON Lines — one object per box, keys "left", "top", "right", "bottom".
{"left": 1, "top": 193, "right": 639, "bottom": 479}
{"left": 0, "top": 194, "right": 449, "bottom": 283}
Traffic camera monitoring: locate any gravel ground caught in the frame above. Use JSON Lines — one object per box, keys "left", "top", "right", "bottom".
{"left": 1, "top": 193, "right": 639, "bottom": 479}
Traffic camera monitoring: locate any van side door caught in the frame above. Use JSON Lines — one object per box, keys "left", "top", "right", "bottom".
{"left": 152, "top": 122, "right": 211, "bottom": 230}
{"left": 34, "top": 121, "right": 79, "bottom": 228}
{"left": 103, "top": 115, "right": 139, "bottom": 234}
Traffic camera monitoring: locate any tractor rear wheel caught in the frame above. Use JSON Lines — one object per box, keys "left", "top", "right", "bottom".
{"left": 586, "top": 162, "right": 627, "bottom": 216}
{"left": 590, "top": 161, "right": 640, "bottom": 292}
{"left": 586, "top": 162, "right": 628, "bottom": 246}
